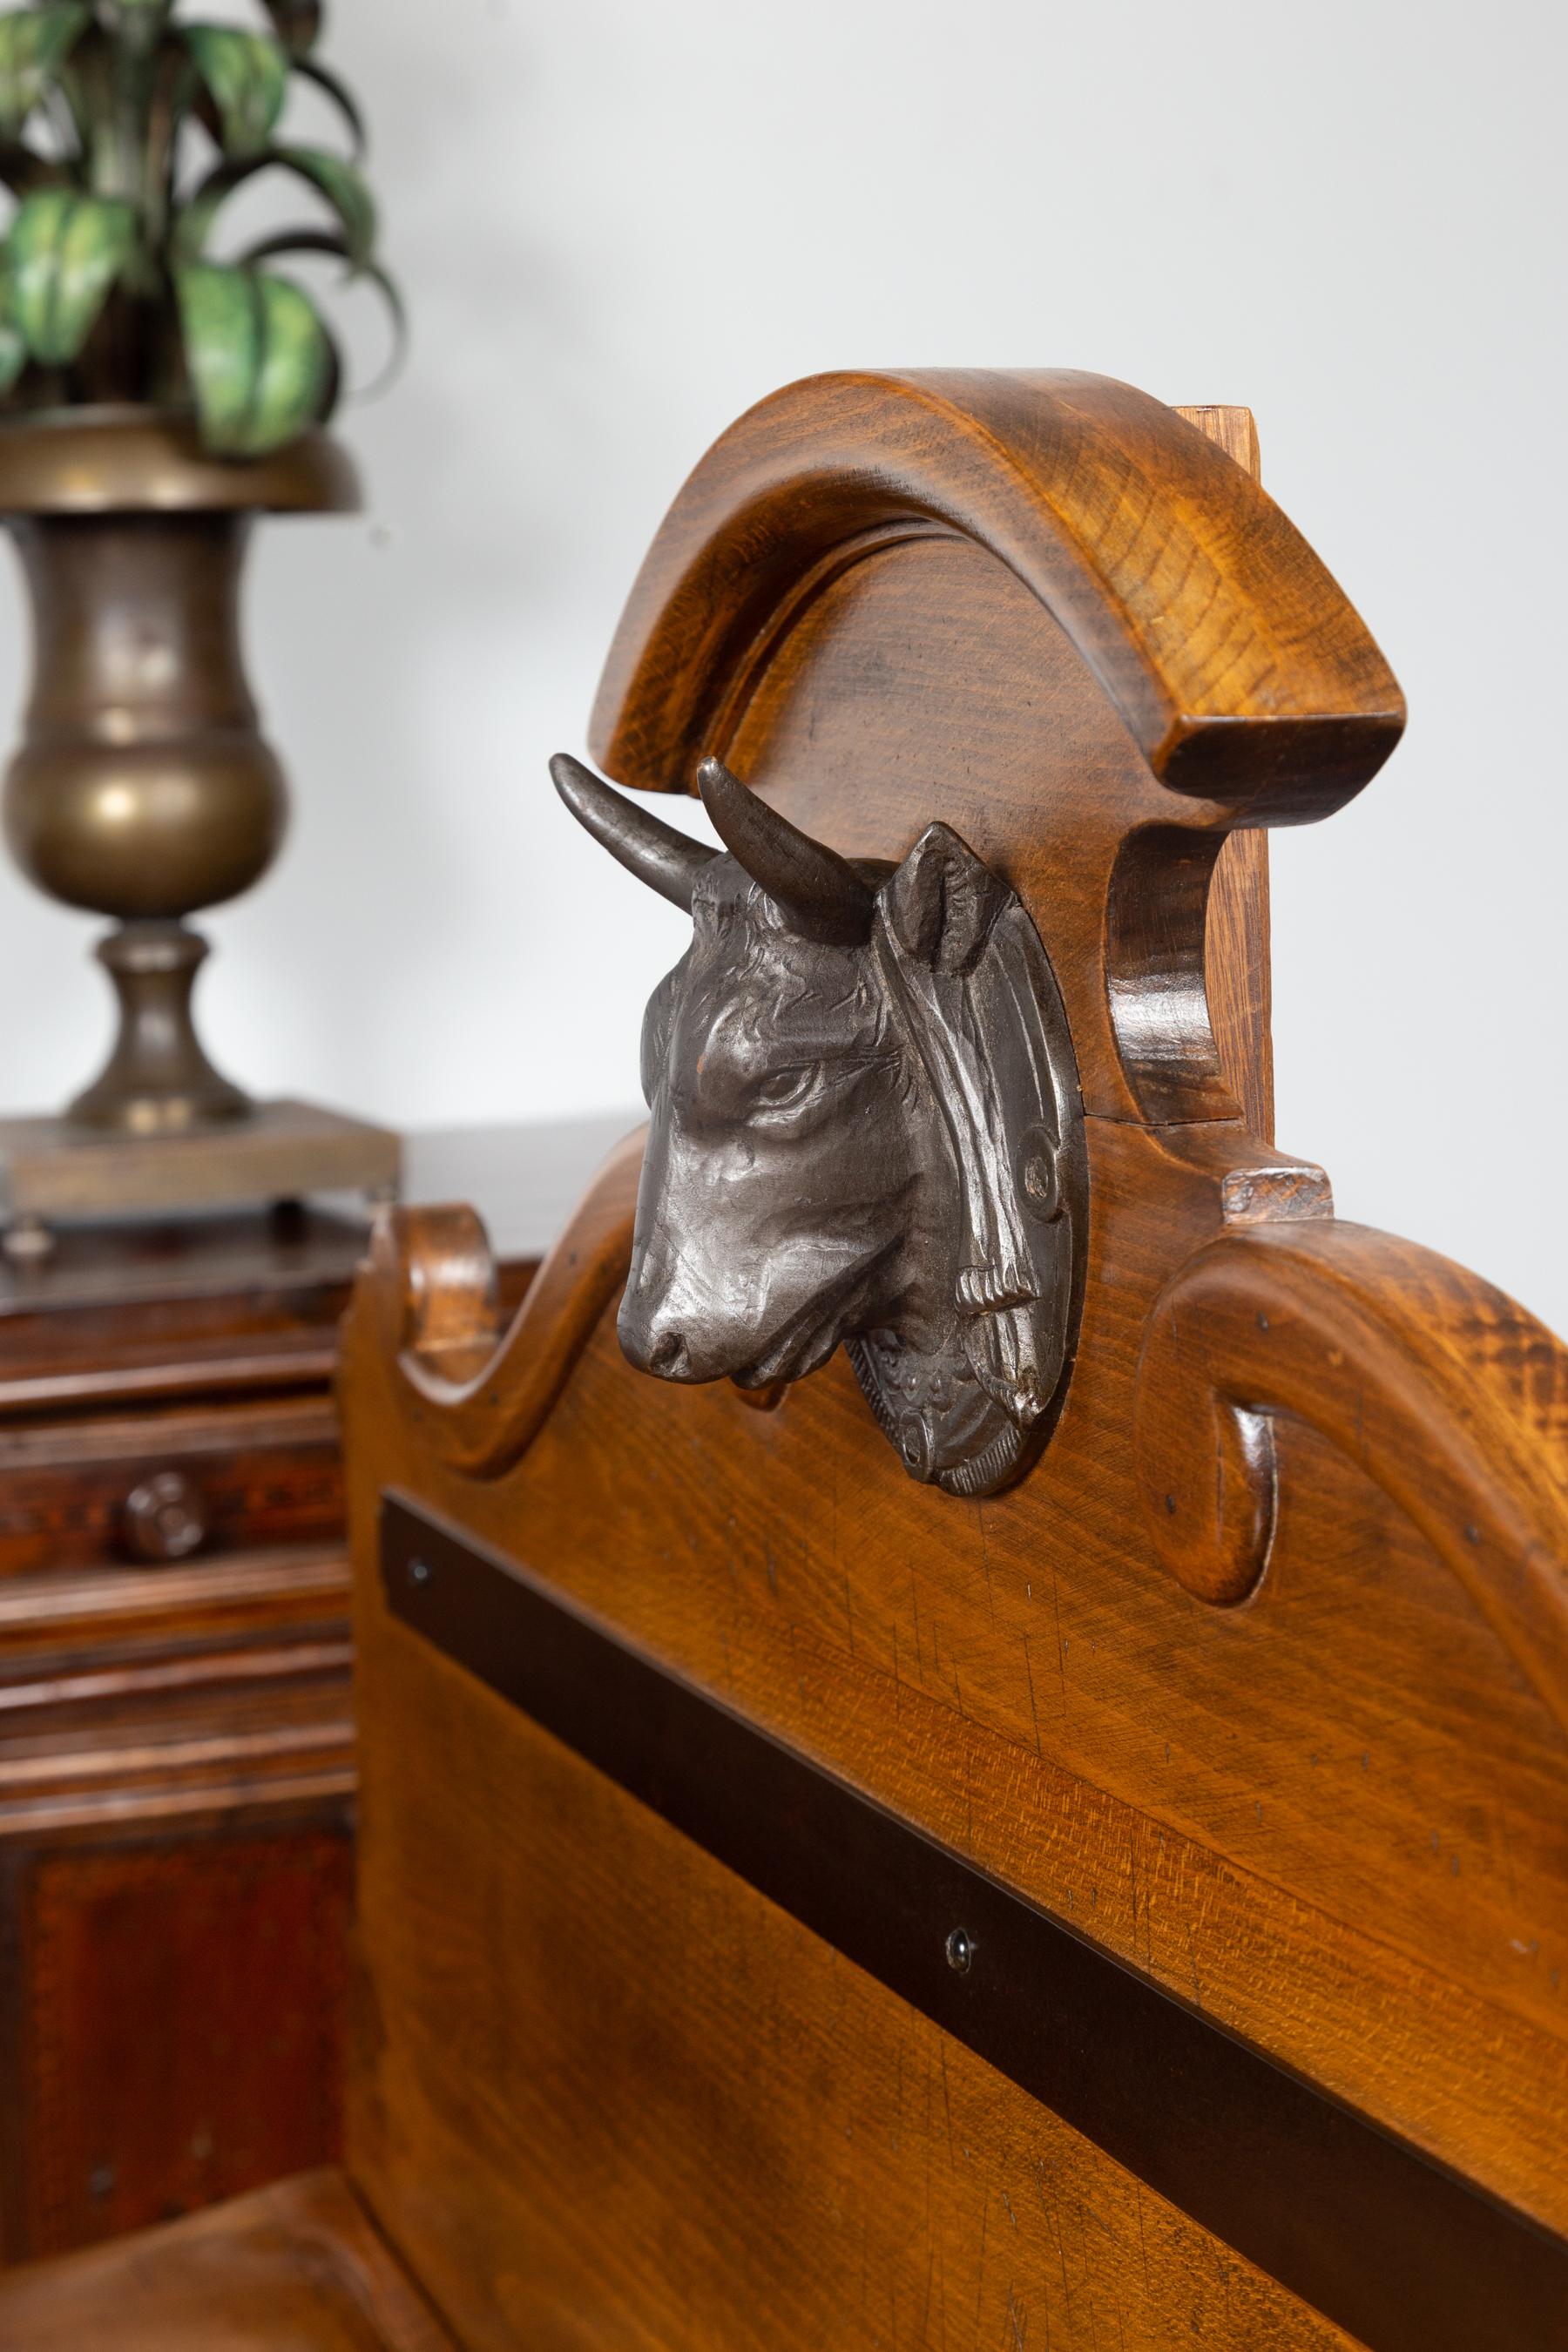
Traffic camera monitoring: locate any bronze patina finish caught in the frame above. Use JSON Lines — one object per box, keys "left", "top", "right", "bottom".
{"left": 5, "top": 513, "right": 283, "bottom": 931}
{"left": 6, "top": 506, "right": 284, "bottom": 1134}
{"left": 1, "top": 409, "right": 357, "bottom": 1137}
{"left": 0, "top": 409, "right": 396, "bottom": 1246}
{"left": 552, "top": 751, "right": 1087, "bottom": 1497}
{"left": 69, "top": 927, "right": 252, "bottom": 1128}
{"left": 0, "top": 408, "right": 359, "bottom": 517}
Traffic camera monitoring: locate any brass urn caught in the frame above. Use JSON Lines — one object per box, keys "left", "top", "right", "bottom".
{"left": 0, "top": 409, "right": 397, "bottom": 1247}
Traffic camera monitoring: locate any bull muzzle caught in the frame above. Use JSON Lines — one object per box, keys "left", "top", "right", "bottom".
{"left": 618, "top": 1291, "right": 699, "bottom": 1382}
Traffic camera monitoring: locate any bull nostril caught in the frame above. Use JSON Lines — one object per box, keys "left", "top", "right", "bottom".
{"left": 649, "top": 1330, "right": 686, "bottom": 1375}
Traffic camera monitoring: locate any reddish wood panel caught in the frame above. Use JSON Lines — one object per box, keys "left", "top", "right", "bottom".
{"left": 0, "top": 1193, "right": 537, "bottom": 2268}
{"left": 13, "top": 1830, "right": 350, "bottom": 2261}
{"left": 0, "top": 1221, "right": 363, "bottom": 2268}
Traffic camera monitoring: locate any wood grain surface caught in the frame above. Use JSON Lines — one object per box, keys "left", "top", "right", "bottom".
{"left": 1180, "top": 405, "right": 1273, "bottom": 1140}
{"left": 591, "top": 370, "right": 1402, "bottom": 819}
{"left": 354, "top": 1637, "right": 1360, "bottom": 2352}
{"left": 0, "top": 2168, "right": 456, "bottom": 2349}
{"left": 16, "top": 1832, "right": 350, "bottom": 2258}
{"left": 1136, "top": 1219, "right": 1568, "bottom": 1715}
{"left": 328, "top": 375, "right": 1567, "bottom": 2350}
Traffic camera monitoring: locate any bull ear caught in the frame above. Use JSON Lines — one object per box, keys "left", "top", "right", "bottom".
{"left": 551, "top": 754, "right": 718, "bottom": 911}
{"left": 882, "top": 822, "right": 1010, "bottom": 976}
{"left": 697, "top": 756, "right": 874, "bottom": 947}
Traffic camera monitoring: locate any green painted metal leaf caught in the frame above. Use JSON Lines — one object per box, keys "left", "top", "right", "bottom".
{"left": 291, "top": 56, "right": 365, "bottom": 159}
{"left": 8, "top": 189, "right": 137, "bottom": 365}
{"left": 0, "top": 137, "right": 66, "bottom": 197}
{"left": 181, "top": 25, "right": 288, "bottom": 158}
{"left": 274, "top": 145, "right": 375, "bottom": 265}
{"left": 0, "top": 259, "right": 26, "bottom": 394}
{"left": 260, "top": 0, "right": 321, "bottom": 55}
{"left": 176, "top": 259, "right": 332, "bottom": 455}
{"left": 240, "top": 227, "right": 405, "bottom": 394}
{"left": 173, "top": 144, "right": 378, "bottom": 273}
{"left": 0, "top": 4, "right": 91, "bottom": 139}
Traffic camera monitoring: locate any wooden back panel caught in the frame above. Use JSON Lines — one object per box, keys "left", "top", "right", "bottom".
{"left": 338, "top": 374, "right": 1567, "bottom": 2352}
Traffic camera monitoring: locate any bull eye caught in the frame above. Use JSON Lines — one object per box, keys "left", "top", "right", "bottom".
{"left": 753, "top": 1065, "right": 814, "bottom": 1112}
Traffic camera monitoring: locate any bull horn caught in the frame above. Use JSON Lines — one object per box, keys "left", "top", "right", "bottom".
{"left": 696, "top": 756, "right": 873, "bottom": 946}
{"left": 551, "top": 754, "right": 718, "bottom": 911}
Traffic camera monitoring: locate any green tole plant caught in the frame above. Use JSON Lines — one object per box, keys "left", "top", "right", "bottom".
{"left": 0, "top": 0, "right": 397, "bottom": 456}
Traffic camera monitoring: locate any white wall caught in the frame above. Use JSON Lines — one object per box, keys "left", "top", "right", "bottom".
{"left": 1, "top": 0, "right": 1562, "bottom": 1333}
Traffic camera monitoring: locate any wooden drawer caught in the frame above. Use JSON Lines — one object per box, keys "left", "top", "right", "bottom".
{"left": 0, "top": 1398, "right": 342, "bottom": 1578}
{"left": 0, "top": 1544, "right": 355, "bottom": 2263}
{"left": 0, "top": 1201, "right": 534, "bottom": 2266}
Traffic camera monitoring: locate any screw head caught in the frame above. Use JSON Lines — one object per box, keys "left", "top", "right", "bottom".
{"left": 1018, "top": 1124, "right": 1064, "bottom": 1222}
{"left": 408, "top": 1557, "right": 432, "bottom": 1588}
{"left": 945, "top": 1927, "right": 975, "bottom": 1974}
{"left": 899, "top": 1413, "right": 935, "bottom": 1480}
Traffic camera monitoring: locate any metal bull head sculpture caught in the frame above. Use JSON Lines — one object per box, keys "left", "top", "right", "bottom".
{"left": 552, "top": 753, "right": 1087, "bottom": 1497}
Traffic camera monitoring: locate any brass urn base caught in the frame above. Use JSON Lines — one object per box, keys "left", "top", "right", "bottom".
{"left": 0, "top": 1098, "right": 400, "bottom": 1262}
{"left": 70, "top": 921, "right": 249, "bottom": 1132}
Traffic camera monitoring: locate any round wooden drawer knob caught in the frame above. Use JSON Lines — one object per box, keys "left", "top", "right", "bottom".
{"left": 122, "top": 1469, "right": 209, "bottom": 1564}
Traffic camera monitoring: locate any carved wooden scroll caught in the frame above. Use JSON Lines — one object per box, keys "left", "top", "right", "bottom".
{"left": 345, "top": 371, "right": 1568, "bottom": 2349}
{"left": 1136, "top": 1221, "right": 1568, "bottom": 1726}
{"left": 370, "top": 1128, "right": 641, "bottom": 1482}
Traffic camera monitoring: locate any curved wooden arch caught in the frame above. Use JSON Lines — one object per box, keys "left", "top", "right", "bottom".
{"left": 1134, "top": 1221, "right": 1568, "bottom": 1733}
{"left": 372, "top": 1129, "right": 642, "bottom": 1481}
{"left": 591, "top": 368, "right": 1405, "bottom": 823}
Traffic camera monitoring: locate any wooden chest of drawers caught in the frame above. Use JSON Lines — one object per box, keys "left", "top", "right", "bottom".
{"left": 0, "top": 1200, "right": 534, "bottom": 2264}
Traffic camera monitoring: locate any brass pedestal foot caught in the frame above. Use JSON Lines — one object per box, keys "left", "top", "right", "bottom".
{"left": 3, "top": 1213, "right": 53, "bottom": 1264}
{"left": 70, "top": 922, "right": 250, "bottom": 1132}
{"left": 0, "top": 1101, "right": 401, "bottom": 1253}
